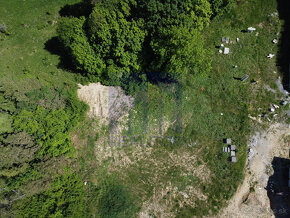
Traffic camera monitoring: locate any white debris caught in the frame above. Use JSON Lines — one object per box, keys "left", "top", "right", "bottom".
{"left": 269, "top": 107, "right": 275, "bottom": 112}
{"left": 272, "top": 39, "right": 278, "bottom": 44}
{"left": 233, "top": 65, "right": 238, "bottom": 68}
{"left": 236, "top": 37, "right": 239, "bottom": 42}
{"left": 267, "top": 54, "right": 275, "bottom": 58}
{"left": 84, "top": 181, "right": 87, "bottom": 185}
{"left": 221, "top": 113, "right": 223, "bottom": 116}
{"left": 219, "top": 49, "right": 223, "bottom": 53}
{"left": 220, "top": 43, "right": 224, "bottom": 48}
{"left": 269, "top": 12, "right": 278, "bottom": 17}
{"left": 272, "top": 104, "right": 279, "bottom": 109}
{"left": 273, "top": 71, "right": 277, "bottom": 74}
{"left": 224, "top": 47, "right": 229, "bottom": 55}
{"left": 255, "top": 32, "right": 259, "bottom": 36}
{"left": 248, "top": 27, "right": 256, "bottom": 32}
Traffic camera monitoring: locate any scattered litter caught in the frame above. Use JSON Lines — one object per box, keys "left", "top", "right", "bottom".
{"left": 255, "top": 32, "right": 259, "bottom": 36}
{"left": 269, "top": 107, "right": 275, "bottom": 113}
{"left": 241, "top": 74, "right": 249, "bottom": 82}
{"left": 226, "top": 37, "right": 229, "bottom": 44}
{"left": 251, "top": 79, "right": 258, "bottom": 84}
{"left": 269, "top": 12, "right": 278, "bottom": 17}
{"left": 230, "top": 145, "right": 236, "bottom": 150}
{"left": 272, "top": 39, "right": 278, "bottom": 44}
{"left": 273, "top": 114, "right": 278, "bottom": 117}
{"left": 224, "top": 47, "right": 229, "bottom": 54}
{"left": 281, "top": 100, "right": 288, "bottom": 106}
{"left": 236, "top": 38, "right": 239, "bottom": 42}
{"left": 267, "top": 54, "right": 275, "bottom": 59}
{"left": 219, "top": 49, "right": 223, "bottom": 54}
{"left": 220, "top": 43, "right": 224, "bottom": 49}
{"left": 272, "top": 104, "right": 279, "bottom": 109}
{"left": 273, "top": 71, "right": 277, "bottom": 74}
{"left": 230, "top": 40, "right": 233, "bottom": 44}
{"left": 233, "top": 65, "right": 238, "bottom": 68}
{"left": 84, "top": 181, "right": 87, "bottom": 185}
{"left": 221, "top": 113, "right": 223, "bottom": 116}
{"left": 248, "top": 27, "right": 256, "bottom": 32}
{"left": 222, "top": 37, "right": 226, "bottom": 43}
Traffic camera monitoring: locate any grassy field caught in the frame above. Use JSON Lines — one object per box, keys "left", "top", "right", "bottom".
{"left": 0, "top": 0, "right": 289, "bottom": 217}
{"left": 82, "top": 0, "right": 288, "bottom": 216}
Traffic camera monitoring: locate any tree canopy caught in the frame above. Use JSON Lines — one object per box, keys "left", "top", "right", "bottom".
{"left": 57, "top": 0, "right": 216, "bottom": 87}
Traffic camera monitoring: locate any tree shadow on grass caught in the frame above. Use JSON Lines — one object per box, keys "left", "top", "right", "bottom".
{"left": 44, "top": 36, "right": 76, "bottom": 72}
{"left": 44, "top": 1, "right": 93, "bottom": 75}
{"left": 59, "top": 2, "right": 93, "bottom": 18}
{"left": 277, "top": 0, "right": 290, "bottom": 91}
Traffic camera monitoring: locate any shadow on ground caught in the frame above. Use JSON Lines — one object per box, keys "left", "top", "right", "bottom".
{"left": 44, "top": 2, "right": 93, "bottom": 74}
{"left": 267, "top": 157, "right": 290, "bottom": 218}
{"left": 277, "top": 0, "right": 290, "bottom": 91}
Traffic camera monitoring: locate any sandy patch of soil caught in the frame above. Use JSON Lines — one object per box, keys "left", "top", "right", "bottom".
{"left": 77, "top": 83, "right": 134, "bottom": 126}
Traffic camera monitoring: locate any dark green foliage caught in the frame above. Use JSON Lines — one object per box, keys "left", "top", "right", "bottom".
{"left": 57, "top": 17, "right": 100, "bottom": 78}
{"left": 58, "top": 1, "right": 146, "bottom": 85}
{"left": 16, "top": 173, "right": 86, "bottom": 218}
{"left": 96, "top": 174, "right": 139, "bottom": 218}
{"left": 57, "top": 0, "right": 216, "bottom": 85}
{"left": 13, "top": 87, "right": 87, "bottom": 157}
{"left": 149, "top": 26, "right": 211, "bottom": 81}
{"left": 136, "top": 0, "right": 212, "bottom": 31}
{"left": 86, "top": 3, "right": 146, "bottom": 85}
{"left": 0, "top": 132, "right": 37, "bottom": 178}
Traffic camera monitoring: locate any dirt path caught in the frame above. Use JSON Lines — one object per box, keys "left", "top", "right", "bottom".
{"left": 218, "top": 123, "right": 290, "bottom": 218}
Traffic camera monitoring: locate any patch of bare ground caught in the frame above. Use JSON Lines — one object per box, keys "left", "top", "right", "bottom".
{"left": 77, "top": 83, "right": 134, "bottom": 125}
{"left": 217, "top": 123, "right": 290, "bottom": 218}
{"left": 77, "top": 83, "right": 212, "bottom": 217}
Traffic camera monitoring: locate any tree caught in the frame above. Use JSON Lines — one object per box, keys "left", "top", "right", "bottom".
{"left": 58, "top": 0, "right": 146, "bottom": 86}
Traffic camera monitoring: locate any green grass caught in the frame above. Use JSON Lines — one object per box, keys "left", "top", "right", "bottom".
{"left": 92, "top": 0, "right": 286, "bottom": 216}
{"left": 0, "top": 0, "right": 82, "bottom": 101}
{"left": 0, "top": 0, "right": 288, "bottom": 217}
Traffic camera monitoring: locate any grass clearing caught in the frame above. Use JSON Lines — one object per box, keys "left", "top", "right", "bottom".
{"left": 0, "top": 0, "right": 288, "bottom": 217}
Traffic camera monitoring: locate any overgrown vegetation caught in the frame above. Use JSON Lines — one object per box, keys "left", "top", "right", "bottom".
{"left": 0, "top": 0, "right": 288, "bottom": 217}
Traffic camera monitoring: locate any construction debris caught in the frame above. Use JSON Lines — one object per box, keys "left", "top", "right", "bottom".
{"left": 225, "top": 138, "right": 231, "bottom": 144}
{"left": 231, "top": 151, "right": 236, "bottom": 157}
{"left": 230, "top": 156, "right": 237, "bottom": 163}
{"left": 224, "top": 47, "right": 229, "bottom": 54}
{"left": 281, "top": 100, "right": 288, "bottom": 106}
{"left": 230, "top": 145, "right": 236, "bottom": 150}
{"left": 248, "top": 27, "right": 256, "bottom": 32}
{"left": 241, "top": 74, "right": 249, "bottom": 82}
{"left": 269, "top": 12, "right": 278, "bottom": 17}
